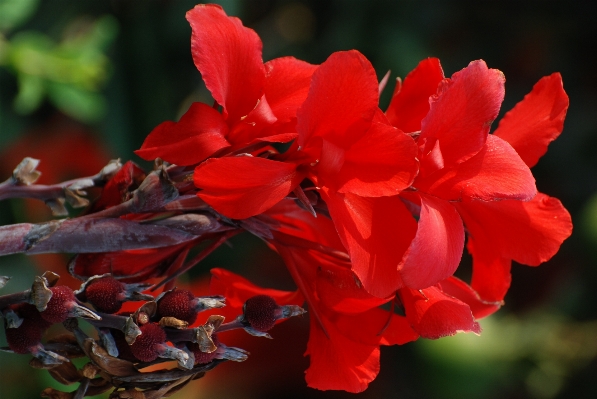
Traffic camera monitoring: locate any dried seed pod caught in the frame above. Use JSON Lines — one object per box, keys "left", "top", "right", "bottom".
{"left": 77, "top": 275, "right": 154, "bottom": 314}
{"left": 41, "top": 286, "right": 100, "bottom": 323}
{"left": 156, "top": 289, "right": 225, "bottom": 325}
{"left": 129, "top": 323, "right": 167, "bottom": 362}
{"left": 83, "top": 277, "right": 126, "bottom": 313}
{"left": 156, "top": 289, "right": 198, "bottom": 324}
{"left": 243, "top": 295, "right": 278, "bottom": 332}
{"left": 5, "top": 303, "right": 51, "bottom": 354}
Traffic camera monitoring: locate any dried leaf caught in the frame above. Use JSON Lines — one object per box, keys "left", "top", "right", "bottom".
{"left": 0, "top": 275, "right": 10, "bottom": 289}
{"left": 31, "top": 275, "right": 53, "bottom": 311}
{"left": 13, "top": 157, "right": 41, "bottom": 185}
{"left": 124, "top": 316, "right": 142, "bottom": 345}
{"left": 134, "top": 301, "right": 157, "bottom": 322}
{"left": 205, "top": 315, "right": 225, "bottom": 330}
{"left": 42, "top": 271, "right": 61, "bottom": 287}
{"left": 41, "top": 388, "right": 73, "bottom": 399}
{"left": 84, "top": 379, "right": 112, "bottom": 396}
{"left": 110, "top": 389, "right": 146, "bottom": 399}
{"left": 195, "top": 326, "right": 216, "bottom": 354}
{"left": 46, "top": 198, "right": 69, "bottom": 217}
{"left": 84, "top": 338, "right": 138, "bottom": 377}
{"left": 81, "top": 362, "right": 101, "bottom": 379}
{"left": 3, "top": 308, "right": 23, "bottom": 328}
{"left": 158, "top": 317, "right": 188, "bottom": 329}
{"left": 31, "top": 346, "right": 70, "bottom": 366}
{"left": 47, "top": 362, "right": 81, "bottom": 385}
{"left": 65, "top": 188, "right": 90, "bottom": 208}
{"left": 98, "top": 159, "right": 123, "bottom": 181}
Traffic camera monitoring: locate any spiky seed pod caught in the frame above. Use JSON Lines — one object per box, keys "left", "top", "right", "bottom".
{"left": 40, "top": 286, "right": 76, "bottom": 323}
{"left": 84, "top": 277, "right": 126, "bottom": 313}
{"left": 243, "top": 295, "right": 278, "bottom": 332}
{"left": 156, "top": 289, "right": 197, "bottom": 324}
{"left": 40, "top": 285, "right": 99, "bottom": 323}
{"left": 130, "top": 323, "right": 167, "bottom": 362}
{"left": 189, "top": 334, "right": 221, "bottom": 365}
{"left": 5, "top": 303, "right": 51, "bottom": 354}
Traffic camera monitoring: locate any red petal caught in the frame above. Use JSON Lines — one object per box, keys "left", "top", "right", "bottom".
{"left": 264, "top": 56, "right": 317, "bottom": 124}
{"left": 438, "top": 276, "right": 502, "bottom": 319}
{"left": 385, "top": 57, "right": 444, "bottom": 132}
{"left": 135, "top": 102, "right": 230, "bottom": 166}
{"left": 399, "top": 193, "right": 464, "bottom": 289}
{"left": 494, "top": 73, "right": 569, "bottom": 168}
{"left": 194, "top": 156, "right": 302, "bottom": 219}
{"left": 456, "top": 192, "right": 572, "bottom": 266}
{"left": 330, "top": 123, "right": 418, "bottom": 196}
{"left": 265, "top": 198, "right": 345, "bottom": 250}
{"left": 297, "top": 50, "right": 379, "bottom": 149}
{"left": 315, "top": 260, "right": 390, "bottom": 314}
{"left": 305, "top": 313, "right": 381, "bottom": 393}
{"left": 415, "top": 135, "right": 537, "bottom": 201}
{"left": 89, "top": 161, "right": 145, "bottom": 212}
{"left": 253, "top": 133, "right": 298, "bottom": 143}
{"left": 209, "top": 267, "right": 304, "bottom": 311}
{"left": 466, "top": 237, "right": 513, "bottom": 303}
{"left": 399, "top": 285, "right": 481, "bottom": 339}
{"left": 322, "top": 190, "right": 417, "bottom": 298}
{"left": 333, "top": 307, "right": 419, "bottom": 346}
{"left": 186, "top": 4, "right": 265, "bottom": 123}
{"left": 419, "top": 60, "right": 505, "bottom": 167}
{"left": 225, "top": 94, "right": 278, "bottom": 145}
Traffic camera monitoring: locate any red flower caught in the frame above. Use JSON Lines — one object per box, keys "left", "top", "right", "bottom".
{"left": 457, "top": 73, "right": 572, "bottom": 303}
{"left": 135, "top": 4, "right": 316, "bottom": 166}
{"left": 194, "top": 50, "right": 418, "bottom": 218}
{"left": 386, "top": 59, "right": 571, "bottom": 305}
{"left": 193, "top": 51, "right": 420, "bottom": 301}
{"left": 209, "top": 251, "right": 418, "bottom": 393}
{"left": 254, "top": 199, "right": 418, "bottom": 391}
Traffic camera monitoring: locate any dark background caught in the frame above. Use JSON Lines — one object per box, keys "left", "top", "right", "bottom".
{"left": 0, "top": 1, "right": 596, "bottom": 398}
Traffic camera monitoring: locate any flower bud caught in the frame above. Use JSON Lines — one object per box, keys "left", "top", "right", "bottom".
{"left": 77, "top": 275, "right": 154, "bottom": 314}
{"left": 243, "top": 295, "right": 279, "bottom": 332}
{"left": 41, "top": 286, "right": 100, "bottom": 323}
{"left": 4, "top": 303, "right": 50, "bottom": 354}
{"left": 156, "top": 288, "right": 224, "bottom": 325}
{"left": 129, "top": 323, "right": 167, "bottom": 362}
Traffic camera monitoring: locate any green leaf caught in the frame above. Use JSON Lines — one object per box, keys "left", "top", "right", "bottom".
{"left": 47, "top": 81, "right": 106, "bottom": 123}
{"left": 13, "top": 72, "right": 44, "bottom": 114}
{"left": 0, "top": 0, "right": 40, "bottom": 33}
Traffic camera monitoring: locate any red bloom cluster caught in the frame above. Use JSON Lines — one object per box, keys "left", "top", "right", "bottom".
{"left": 132, "top": 4, "right": 572, "bottom": 392}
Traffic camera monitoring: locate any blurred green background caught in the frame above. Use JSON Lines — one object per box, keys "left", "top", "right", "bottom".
{"left": 1, "top": 1, "right": 596, "bottom": 398}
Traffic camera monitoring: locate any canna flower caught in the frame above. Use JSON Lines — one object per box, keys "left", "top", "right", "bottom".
{"left": 193, "top": 50, "right": 418, "bottom": 219}
{"left": 135, "top": 4, "right": 316, "bottom": 167}
{"left": 385, "top": 57, "right": 572, "bottom": 305}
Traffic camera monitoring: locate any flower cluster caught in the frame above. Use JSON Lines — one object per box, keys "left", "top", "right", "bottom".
{"left": 0, "top": 3, "right": 572, "bottom": 396}
{"left": 135, "top": 4, "right": 571, "bottom": 391}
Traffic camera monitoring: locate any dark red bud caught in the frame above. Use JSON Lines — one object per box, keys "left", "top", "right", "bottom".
{"left": 130, "top": 323, "right": 167, "bottom": 362}
{"left": 243, "top": 295, "right": 278, "bottom": 332}
{"left": 157, "top": 289, "right": 197, "bottom": 324}
{"left": 5, "top": 303, "right": 50, "bottom": 354}
{"left": 85, "top": 277, "right": 126, "bottom": 313}
{"left": 41, "top": 286, "right": 77, "bottom": 323}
